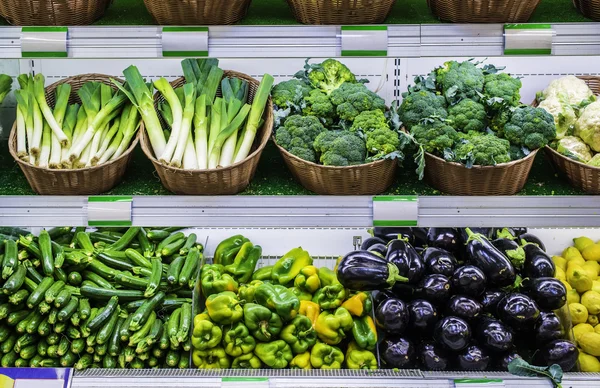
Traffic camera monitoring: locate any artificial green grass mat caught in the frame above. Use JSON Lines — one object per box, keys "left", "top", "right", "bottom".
{"left": 0, "top": 0, "right": 592, "bottom": 26}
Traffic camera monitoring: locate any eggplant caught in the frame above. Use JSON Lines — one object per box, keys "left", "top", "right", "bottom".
{"left": 534, "top": 312, "right": 565, "bottom": 346}
{"left": 423, "top": 247, "right": 457, "bottom": 277}
{"left": 386, "top": 239, "right": 425, "bottom": 284}
{"left": 451, "top": 266, "right": 487, "bottom": 297}
{"left": 360, "top": 236, "right": 387, "bottom": 251}
{"left": 465, "top": 228, "right": 516, "bottom": 288}
{"left": 368, "top": 243, "right": 388, "bottom": 257}
{"left": 541, "top": 339, "right": 578, "bottom": 371}
{"left": 412, "top": 228, "right": 428, "bottom": 248}
{"left": 497, "top": 293, "right": 540, "bottom": 331}
{"left": 459, "top": 228, "right": 495, "bottom": 241}
{"left": 495, "top": 227, "right": 527, "bottom": 240}
{"left": 519, "top": 233, "right": 546, "bottom": 251}
{"left": 491, "top": 238, "right": 525, "bottom": 269}
{"left": 379, "top": 337, "right": 416, "bottom": 368}
{"left": 476, "top": 317, "right": 514, "bottom": 353}
{"left": 337, "top": 250, "right": 407, "bottom": 291}
{"left": 434, "top": 316, "right": 471, "bottom": 351}
{"left": 408, "top": 299, "right": 438, "bottom": 332}
{"left": 496, "top": 350, "right": 522, "bottom": 371}
{"left": 417, "top": 274, "right": 452, "bottom": 305}
{"left": 521, "top": 277, "right": 566, "bottom": 311}
{"left": 457, "top": 344, "right": 490, "bottom": 371}
{"left": 373, "top": 290, "right": 396, "bottom": 308}
{"left": 375, "top": 298, "right": 409, "bottom": 335}
{"left": 523, "top": 244, "right": 555, "bottom": 279}
{"left": 418, "top": 341, "right": 449, "bottom": 371}
{"left": 391, "top": 283, "right": 417, "bottom": 301}
{"left": 426, "top": 228, "right": 461, "bottom": 255}
{"left": 446, "top": 295, "right": 482, "bottom": 321}
{"left": 481, "top": 290, "right": 506, "bottom": 314}
{"left": 372, "top": 227, "right": 414, "bottom": 244}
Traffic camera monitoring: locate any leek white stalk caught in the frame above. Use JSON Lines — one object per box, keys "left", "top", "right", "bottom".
{"left": 208, "top": 104, "right": 251, "bottom": 169}
{"left": 207, "top": 98, "right": 223, "bottom": 155}
{"left": 92, "top": 117, "right": 120, "bottom": 165}
{"left": 182, "top": 131, "right": 198, "bottom": 169}
{"left": 99, "top": 130, "right": 123, "bottom": 164}
{"left": 170, "top": 83, "right": 196, "bottom": 168}
{"left": 33, "top": 74, "right": 68, "bottom": 146}
{"left": 154, "top": 78, "right": 183, "bottom": 165}
{"left": 49, "top": 133, "right": 62, "bottom": 169}
{"left": 112, "top": 105, "right": 139, "bottom": 160}
{"left": 219, "top": 131, "right": 238, "bottom": 167}
{"left": 77, "top": 141, "right": 92, "bottom": 169}
{"left": 38, "top": 123, "right": 51, "bottom": 168}
{"left": 193, "top": 95, "right": 208, "bottom": 169}
{"left": 15, "top": 98, "right": 27, "bottom": 159}
{"left": 30, "top": 96, "right": 43, "bottom": 156}
{"left": 86, "top": 123, "right": 108, "bottom": 167}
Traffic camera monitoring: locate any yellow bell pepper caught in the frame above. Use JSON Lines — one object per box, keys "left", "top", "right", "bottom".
{"left": 299, "top": 300, "right": 320, "bottom": 327}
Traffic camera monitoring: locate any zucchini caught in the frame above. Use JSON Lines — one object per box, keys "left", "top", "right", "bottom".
{"left": 7, "top": 310, "right": 30, "bottom": 326}
{"left": 9, "top": 289, "right": 29, "bottom": 305}
{"left": 119, "top": 314, "right": 134, "bottom": 343}
{"left": 20, "top": 344, "right": 36, "bottom": 360}
{"left": 68, "top": 271, "right": 83, "bottom": 286}
{"left": 38, "top": 301, "right": 52, "bottom": 315}
{"left": 81, "top": 308, "right": 98, "bottom": 338}
{"left": 129, "top": 292, "right": 165, "bottom": 331}
{"left": 37, "top": 317, "right": 51, "bottom": 336}
{"left": 58, "top": 296, "right": 78, "bottom": 322}
{"left": 86, "top": 331, "right": 97, "bottom": 348}
{"left": 96, "top": 342, "right": 108, "bottom": 356}
{"left": 136, "top": 319, "right": 162, "bottom": 354}
{"left": 44, "top": 280, "right": 65, "bottom": 304}
{"left": 179, "top": 233, "right": 197, "bottom": 256}
{"left": 0, "top": 303, "right": 14, "bottom": 320}
{"left": 152, "top": 346, "right": 163, "bottom": 358}
{"left": 165, "top": 349, "right": 180, "bottom": 367}
{"left": 103, "top": 354, "right": 117, "bottom": 368}
{"left": 131, "top": 357, "right": 144, "bottom": 369}
{"left": 132, "top": 266, "right": 152, "bottom": 277}
{"left": 29, "top": 353, "right": 43, "bottom": 367}
{"left": 15, "top": 333, "right": 37, "bottom": 353}
{"left": 0, "top": 325, "right": 10, "bottom": 343}
{"left": 83, "top": 271, "right": 114, "bottom": 290}
{"left": 70, "top": 312, "right": 80, "bottom": 327}
{"left": 109, "top": 316, "right": 125, "bottom": 357}
{"left": 166, "top": 256, "right": 185, "bottom": 285}
{"left": 182, "top": 336, "right": 191, "bottom": 352}
{"left": 39, "top": 358, "right": 60, "bottom": 367}
{"left": 53, "top": 322, "right": 67, "bottom": 334}
{"left": 114, "top": 272, "right": 147, "bottom": 290}
{"left": 27, "top": 277, "right": 54, "bottom": 308}
{"left": 148, "top": 356, "right": 159, "bottom": 367}
{"left": 71, "top": 338, "right": 85, "bottom": 354}
{"left": 15, "top": 310, "right": 34, "bottom": 334}
{"left": 3, "top": 264, "right": 26, "bottom": 295}
{"left": 81, "top": 285, "right": 145, "bottom": 302}
{"left": 178, "top": 354, "right": 190, "bottom": 369}
{"left": 160, "top": 238, "right": 186, "bottom": 258}
{"left": 145, "top": 258, "right": 162, "bottom": 297}
{"left": 96, "top": 306, "right": 120, "bottom": 345}
{"left": 108, "top": 227, "right": 141, "bottom": 251}
{"left": 124, "top": 346, "right": 136, "bottom": 362}
{"left": 54, "top": 288, "right": 71, "bottom": 309}
{"left": 125, "top": 248, "right": 152, "bottom": 268}
{"left": 147, "top": 230, "right": 169, "bottom": 241}
{"left": 75, "top": 232, "right": 95, "bottom": 255}
{"left": 47, "top": 227, "right": 72, "bottom": 239}
{"left": 157, "top": 232, "right": 185, "bottom": 253}
{"left": 66, "top": 326, "right": 81, "bottom": 339}
{"left": 54, "top": 267, "right": 68, "bottom": 283}
{"left": 137, "top": 228, "right": 154, "bottom": 258}
{"left": 88, "top": 259, "right": 121, "bottom": 280}
{"left": 52, "top": 241, "right": 65, "bottom": 269}
{"left": 178, "top": 248, "right": 199, "bottom": 287}
{"left": 176, "top": 303, "right": 191, "bottom": 343}
{"left": 81, "top": 280, "right": 98, "bottom": 288}
{"left": 70, "top": 227, "right": 85, "bottom": 246}
{"left": 48, "top": 309, "right": 58, "bottom": 325}
{"left": 23, "top": 276, "right": 38, "bottom": 294}
{"left": 86, "top": 296, "right": 118, "bottom": 331}
{"left": 2, "top": 240, "right": 17, "bottom": 279}
{"left": 129, "top": 311, "right": 156, "bottom": 347}
{"left": 74, "top": 353, "right": 93, "bottom": 370}
{"left": 0, "top": 227, "right": 31, "bottom": 237}
{"left": 60, "top": 350, "right": 76, "bottom": 367}
{"left": 65, "top": 251, "right": 91, "bottom": 266}
{"left": 118, "top": 353, "right": 126, "bottom": 368}
{"left": 18, "top": 236, "right": 41, "bottom": 259}
{"left": 167, "top": 308, "right": 181, "bottom": 348}
{"left": 137, "top": 351, "right": 149, "bottom": 361}
{"left": 96, "top": 252, "right": 135, "bottom": 271}
{"left": 25, "top": 310, "right": 43, "bottom": 334}
{"left": 14, "top": 357, "right": 28, "bottom": 367}
{"left": 0, "top": 335, "right": 16, "bottom": 354}
{"left": 89, "top": 232, "right": 120, "bottom": 244}
{"left": 46, "top": 332, "right": 60, "bottom": 345}
{"left": 25, "top": 266, "right": 43, "bottom": 284}
{"left": 38, "top": 230, "right": 54, "bottom": 276}
{"left": 37, "top": 339, "right": 48, "bottom": 356}
{"left": 57, "top": 336, "right": 69, "bottom": 356}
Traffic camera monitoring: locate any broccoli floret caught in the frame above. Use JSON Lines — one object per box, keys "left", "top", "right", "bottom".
{"left": 275, "top": 115, "right": 327, "bottom": 163}
{"left": 350, "top": 110, "right": 389, "bottom": 133}
{"left": 489, "top": 109, "right": 512, "bottom": 137}
{"left": 483, "top": 73, "right": 522, "bottom": 110}
{"left": 509, "top": 144, "right": 527, "bottom": 161}
{"left": 307, "top": 59, "right": 356, "bottom": 95}
{"left": 302, "top": 89, "right": 336, "bottom": 126}
{"left": 271, "top": 79, "right": 312, "bottom": 109}
{"left": 504, "top": 106, "right": 556, "bottom": 149}
{"left": 410, "top": 118, "right": 459, "bottom": 155}
{"left": 453, "top": 131, "right": 511, "bottom": 166}
{"left": 399, "top": 90, "right": 448, "bottom": 130}
{"left": 330, "top": 83, "right": 386, "bottom": 122}
{"left": 366, "top": 127, "right": 400, "bottom": 157}
{"left": 313, "top": 130, "right": 366, "bottom": 166}
{"left": 447, "top": 99, "right": 487, "bottom": 132}
{"left": 436, "top": 60, "right": 485, "bottom": 102}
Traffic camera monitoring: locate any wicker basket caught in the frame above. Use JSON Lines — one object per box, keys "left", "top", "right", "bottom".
{"left": 427, "top": 0, "right": 540, "bottom": 23}
{"left": 423, "top": 150, "right": 538, "bottom": 196}
{"left": 0, "top": 0, "right": 112, "bottom": 25}
{"left": 143, "top": 0, "right": 251, "bottom": 25}
{"left": 286, "top": 0, "right": 396, "bottom": 24}
{"left": 573, "top": 0, "right": 600, "bottom": 20}
{"left": 8, "top": 74, "right": 139, "bottom": 195}
{"left": 140, "top": 71, "right": 272, "bottom": 195}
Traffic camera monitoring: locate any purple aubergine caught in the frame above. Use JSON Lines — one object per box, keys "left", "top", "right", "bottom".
{"left": 492, "top": 238, "right": 526, "bottom": 269}
{"left": 535, "top": 312, "right": 565, "bottom": 346}
{"left": 412, "top": 227, "right": 428, "bottom": 248}
{"left": 386, "top": 239, "right": 425, "bottom": 284}
{"left": 519, "top": 233, "right": 546, "bottom": 251}
{"left": 541, "top": 340, "right": 578, "bottom": 371}
{"left": 423, "top": 247, "right": 457, "bottom": 277}
{"left": 521, "top": 277, "right": 566, "bottom": 311}
{"left": 379, "top": 337, "right": 416, "bottom": 368}
{"left": 523, "top": 244, "right": 555, "bottom": 279}
{"left": 457, "top": 344, "right": 490, "bottom": 371}
{"left": 476, "top": 316, "right": 514, "bottom": 353}
{"left": 408, "top": 299, "right": 438, "bottom": 332}
{"left": 418, "top": 274, "right": 451, "bottom": 305}
{"left": 372, "top": 227, "right": 414, "bottom": 244}
{"left": 465, "top": 228, "right": 516, "bottom": 288}
{"left": 375, "top": 298, "right": 409, "bottom": 335}
{"left": 373, "top": 290, "right": 396, "bottom": 308}
{"left": 446, "top": 295, "right": 482, "bottom": 321}
{"left": 497, "top": 293, "right": 540, "bottom": 331}
{"left": 426, "top": 228, "right": 461, "bottom": 255}
{"left": 418, "top": 341, "right": 449, "bottom": 371}
{"left": 336, "top": 250, "right": 407, "bottom": 291}
{"left": 360, "top": 236, "right": 387, "bottom": 251}
{"left": 481, "top": 290, "right": 507, "bottom": 314}
{"left": 451, "top": 266, "right": 487, "bottom": 297}
{"left": 368, "top": 243, "right": 388, "bottom": 257}
{"left": 434, "top": 316, "right": 471, "bottom": 351}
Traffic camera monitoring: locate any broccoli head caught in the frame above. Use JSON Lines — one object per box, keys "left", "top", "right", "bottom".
{"left": 399, "top": 90, "right": 448, "bottom": 130}
{"left": 313, "top": 130, "right": 366, "bottom": 166}
{"left": 366, "top": 127, "right": 400, "bottom": 157}
{"left": 447, "top": 99, "right": 487, "bottom": 132}
{"left": 435, "top": 60, "right": 485, "bottom": 103}
{"left": 271, "top": 79, "right": 312, "bottom": 109}
{"left": 504, "top": 106, "right": 556, "bottom": 149}
{"left": 410, "top": 117, "right": 459, "bottom": 156}
{"left": 483, "top": 73, "right": 522, "bottom": 110}
{"left": 509, "top": 144, "right": 527, "bottom": 161}
{"left": 453, "top": 131, "right": 511, "bottom": 166}
{"left": 302, "top": 89, "right": 336, "bottom": 126}
{"left": 489, "top": 108, "right": 512, "bottom": 137}
{"left": 275, "top": 115, "right": 327, "bottom": 163}
{"left": 350, "top": 110, "right": 389, "bottom": 133}
{"left": 330, "top": 83, "right": 386, "bottom": 122}
{"left": 307, "top": 59, "right": 356, "bottom": 95}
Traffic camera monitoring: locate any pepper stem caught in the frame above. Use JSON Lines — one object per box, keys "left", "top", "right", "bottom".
{"left": 259, "top": 321, "right": 271, "bottom": 340}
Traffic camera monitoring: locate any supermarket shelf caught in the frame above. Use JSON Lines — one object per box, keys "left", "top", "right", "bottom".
{"left": 1, "top": 195, "right": 600, "bottom": 228}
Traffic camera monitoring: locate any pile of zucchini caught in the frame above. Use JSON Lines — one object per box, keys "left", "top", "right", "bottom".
{"left": 0, "top": 226, "right": 200, "bottom": 370}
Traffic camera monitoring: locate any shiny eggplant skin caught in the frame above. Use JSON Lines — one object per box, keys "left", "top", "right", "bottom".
{"left": 412, "top": 228, "right": 429, "bottom": 248}
{"left": 542, "top": 340, "right": 578, "bottom": 371}
{"left": 457, "top": 344, "right": 490, "bottom": 371}
{"left": 368, "top": 243, "right": 388, "bottom": 257}
{"left": 491, "top": 238, "right": 521, "bottom": 257}
{"left": 372, "top": 227, "right": 414, "bottom": 244}
{"left": 519, "top": 233, "right": 546, "bottom": 251}
{"left": 465, "top": 229, "right": 516, "bottom": 288}
{"left": 373, "top": 290, "right": 396, "bottom": 308}
{"left": 392, "top": 283, "right": 417, "bottom": 301}
{"left": 496, "top": 350, "right": 522, "bottom": 371}
{"left": 521, "top": 277, "right": 566, "bottom": 311}
{"left": 337, "top": 250, "right": 405, "bottom": 291}
{"left": 418, "top": 341, "right": 449, "bottom": 371}
{"left": 423, "top": 247, "right": 457, "bottom": 277}
{"left": 523, "top": 244, "right": 555, "bottom": 279}
{"left": 446, "top": 295, "right": 482, "bottom": 321}
{"left": 451, "top": 266, "right": 487, "bottom": 297}
{"left": 426, "top": 228, "right": 461, "bottom": 255}
{"left": 481, "top": 290, "right": 506, "bottom": 314}
{"left": 379, "top": 337, "right": 416, "bottom": 368}
{"left": 418, "top": 274, "right": 452, "bottom": 305}
{"left": 535, "top": 312, "right": 565, "bottom": 346}
{"left": 408, "top": 299, "right": 438, "bottom": 332}
{"left": 386, "top": 239, "right": 426, "bottom": 284}
{"left": 496, "top": 293, "right": 540, "bottom": 331}
{"left": 476, "top": 316, "right": 514, "bottom": 353}
{"left": 361, "top": 237, "right": 387, "bottom": 251}
{"left": 434, "top": 316, "right": 471, "bottom": 351}
{"left": 376, "top": 298, "right": 409, "bottom": 335}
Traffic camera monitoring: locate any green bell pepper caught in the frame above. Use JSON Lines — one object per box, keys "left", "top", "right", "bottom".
{"left": 200, "top": 264, "right": 239, "bottom": 297}
{"left": 351, "top": 315, "right": 377, "bottom": 350}
{"left": 243, "top": 303, "right": 283, "bottom": 342}
{"left": 254, "top": 340, "right": 293, "bottom": 369}
{"left": 205, "top": 291, "right": 243, "bottom": 325}
{"left": 317, "top": 267, "right": 339, "bottom": 287}
{"left": 280, "top": 315, "right": 317, "bottom": 354}
{"left": 254, "top": 283, "right": 300, "bottom": 322}
{"left": 271, "top": 247, "right": 313, "bottom": 285}
{"left": 213, "top": 235, "right": 250, "bottom": 266}
{"left": 294, "top": 266, "right": 320, "bottom": 293}
{"left": 191, "top": 313, "right": 222, "bottom": 350}
{"left": 310, "top": 342, "right": 344, "bottom": 369}
{"left": 224, "top": 242, "right": 262, "bottom": 284}
{"left": 291, "top": 287, "right": 312, "bottom": 301}
{"left": 251, "top": 265, "right": 273, "bottom": 281}
{"left": 346, "top": 342, "right": 377, "bottom": 370}
{"left": 232, "top": 352, "right": 262, "bottom": 369}
{"left": 290, "top": 351, "right": 312, "bottom": 369}
{"left": 312, "top": 284, "right": 346, "bottom": 310}
{"left": 192, "top": 347, "right": 230, "bottom": 369}
{"left": 314, "top": 307, "right": 353, "bottom": 345}
{"left": 341, "top": 292, "right": 372, "bottom": 317}
{"left": 223, "top": 322, "right": 256, "bottom": 357}
{"left": 238, "top": 280, "right": 263, "bottom": 303}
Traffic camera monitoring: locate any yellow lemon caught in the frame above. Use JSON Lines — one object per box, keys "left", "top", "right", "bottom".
{"left": 568, "top": 257, "right": 587, "bottom": 270}
{"left": 589, "top": 315, "right": 599, "bottom": 326}
{"left": 567, "top": 288, "right": 580, "bottom": 305}
{"left": 579, "top": 332, "right": 600, "bottom": 356}
{"left": 596, "top": 324, "right": 600, "bottom": 334}
{"left": 564, "top": 246, "right": 585, "bottom": 261}
{"left": 555, "top": 266, "right": 566, "bottom": 281}
{"left": 568, "top": 266, "right": 593, "bottom": 293}
{"left": 574, "top": 236, "right": 595, "bottom": 252}
{"left": 578, "top": 351, "right": 600, "bottom": 372}
{"left": 582, "top": 291, "right": 600, "bottom": 315}
{"left": 574, "top": 323, "right": 595, "bottom": 341}
{"left": 583, "top": 262, "right": 600, "bottom": 281}
{"left": 570, "top": 302, "right": 590, "bottom": 324}
{"left": 593, "top": 281, "right": 600, "bottom": 294}
{"left": 552, "top": 255, "right": 567, "bottom": 272}
{"left": 583, "top": 244, "right": 600, "bottom": 262}
{"left": 562, "top": 280, "right": 573, "bottom": 291}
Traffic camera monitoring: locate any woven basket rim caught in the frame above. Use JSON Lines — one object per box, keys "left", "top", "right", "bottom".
{"left": 7, "top": 73, "right": 139, "bottom": 173}
{"left": 425, "top": 147, "right": 539, "bottom": 170}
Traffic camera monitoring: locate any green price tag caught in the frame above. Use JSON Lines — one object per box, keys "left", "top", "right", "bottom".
{"left": 454, "top": 379, "right": 505, "bottom": 388}
{"left": 222, "top": 377, "right": 269, "bottom": 388}
{"left": 372, "top": 196, "right": 418, "bottom": 227}
{"left": 21, "top": 27, "right": 68, "bottom": 58}
{"left": 341, "top": 26, "right": 388, "bottom": 57}
{"left": 162, "top": 27, "right": 208, "bottom": 57}
{"left": 504, "top": 24, "right": 553, "bottom": 55}
{"left": 87, "top": 196, "right": 133, "bottom": 227}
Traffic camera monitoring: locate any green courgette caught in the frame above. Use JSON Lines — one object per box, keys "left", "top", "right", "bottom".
{"left": 166, "top": 256, "right": 185, "bottom": 285}
{"left": 66, "top": 326, "right": 81, "bottom": 339}
{"left": 125, "top": 248, "right": 152, "bottom": 268}
{"left": 178, "top": 354, "right": 190, "bottom": 369}
{"left": 82, "top": 271, "right": 114, "bottom": 290}
{"left": 145, "top": 258, "right": 162, "bottom": 297}
{"left": 136, "top": 319, "right": 162, "bottom": 354}
{"left": 20, "top": 344, "right": 36, "bottom": 360}
{"left": 58, "top": 296, "right": 78, "bottom": 322}
{"left": 129, "top": 311, "right": 156, "bottom": 347}
{"left": 74, "top": 353, "right": 93, "bottom": 370}
{"left": 137, "top": 228, "right": 154, "bottom": 258}
{"left": 176, "top": 302, "right": 191, "bottom": 343}
{"left": 96, "top": 252, "right": 135, "bottom": 271}
{"left": 147, "top": 230, "right": 169, "bottom": 241}
{"left": 27, "top": 277, "right": 54, "bottom": 308}
{"left": 119, "top": 314, "right": 134, "bottom": 342}
{"left": 76, "top": 232, "right": 95, "bottom": 255}
{"left": 47, "top": 227, "right": 72, "bottom": 239}
{"left": 113, "top": 272, "right": 147, "bottom": 290}
{"left": 108, "top": 227, "right": 140, "bottom": 251}
{"left": 37, "top": 301, "right": 52, "bottom": 315}
{"left": 165, "top": 349, "right": 180, "bottom": 367}
{"left": 70, "top": 312, "right": 80, "bottom": 327}
{"left": 54, "top": 267, "right": 67, "bottom": 283}
{"left": 124, "top": 346, "right": 136, "bottom": 362}
{"left": 179, "top": 233, "right": 197, "bottom": 256}
{"left": 29, "top": 353, "right": 43, "bottom": 367}
{"left": 52, "top": 241, "right": 65, "bottom": 269}
{"left": 108, "top": 316, "right": 125, "bottom": 357}
{"left": 2, "top": 240, "right": 17, "bottom": 279}
{"left": 37, "top": 317, "right": 51, "bottom": 336}
{"left": 167, "top": 308, "right": 181, "bottom": 348}
{"left": 96, "top": 305, "right": 120, "bottom": 345}
{"left": 39, "top": 230, "right": 54, "bottom": 275}
{"left": 9, "top": 289, "right": 29, "bottom": 305}
{"left": 86, "top": 296, "right": 118, "bottom": 331}
{"left": 103, "top": 354, "right": 117, "bottom": 368}
{"left": 88, "top": 259, "right": 121, "bottom": 280}
{"left": 25, "top": 310, "right": 43, "bottom": 334}
{"left": 178, "top": 248, "right": 199, "bottom": 288}
{"left": 71, "top": 338, "right": 85, "bottom": 354}
{"left": 37, "top": 339, "right": 48, "bottom": 356}
{"left": 0, "top": 325, "right": 10, "bottom": 343}
{"left": 26, "top": 266, "right": 43, "bottom": 284}
{"left": 46, "top": 332, "right": 60, "bottom": 345}
{"left": 15, "top": 333, "right": 36, "bottom": 353}
{"left": 44, "top": 280, "right": 65, "bottom": 304}
{"left": 54, "top": 288, "right": 71, "bottom": 309}
{"left": 67, "top": 271, "right": 82, "bottom": 286}
{"left": 0, "top": 335, "right": 16, "bottom": 354}
{"left": 53, "top": 321, "right": 67, "bottom": 334}
{"left": 14, "top": 357, "right": 28, "bottom": 367}
{"left": 60, "top": 350, "right": 76, "bottom": 367}
{"left": 129, "top": 292, "right": 165, "bottom": 331}
{"left": 78, "top": 298, "right": 91, "bottom": 320}
{"left": 160, "top": 238, "right": 186, "bottom": 257}
{"left": 3, "top": 264, "right": 26, "bottom": 295}
{"left": 7, "top": 310, "right": 30, "bottom": 326}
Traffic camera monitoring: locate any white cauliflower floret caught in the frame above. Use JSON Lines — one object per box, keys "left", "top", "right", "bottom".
{"left": 542, "top": 75, "right": 594, "bottom": 105}
{"left": 575, "top": 100, "right": 600, "bottom": 152}
{"left": 556, "top": 136, "right": 593, "bottom": 163}
{"left": 538, "top": 94, "right": 577, "bottom": 139}
{"left": 588, "top": 154, "right": 600, "bottom": 167}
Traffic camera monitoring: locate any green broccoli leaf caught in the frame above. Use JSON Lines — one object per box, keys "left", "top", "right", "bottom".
{"left": 507, "top": 358, "right": 563, "bottom": 388}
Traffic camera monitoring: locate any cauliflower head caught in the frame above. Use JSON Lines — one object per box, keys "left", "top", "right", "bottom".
{"left": 575, "top": 100, "right": 600, "bottom": 152}
{"left": 275, "top": 115, "right": 327, "bottom": 163}
{"left": 271, "top": 79, "right": 312, "bottom": 109}
{"left": 435, "top": 60, "right": 485, "bottom": 102}
{"left": 483, "top": 72, "right": 522, "bottom": 109}
{"left": 307, "top": 59, "right": 356, "bottom": 95}
{"left": 399, "top": 90, "right": 448, "bottom": 130}
{"left": 313, "top": 130, "right": 366, "bottom": 166}
{"left": 588, "top": 154, "right": 600, "bottom": 167}
{"left": 302, "top": 89, "right": 336, "bottom": 126}
{"left": 504, "top": 106, "right": 556, "bottom": 149}
{"left": 350, "top": 110, "right": 389, "bottom": 133}
{"left": 453, "top": 131, "right": 511, "bottom": 166}
{"left": 542, "top": 75, "right": 594, "bottom": 105}
{"left": 556, "top": 136, "right": 593, "bottom": 163}
{"left": 447, "top": 99, "right": 487, "bottom": 132}
{"left": 538, "top": 93, "right": 577, "bottom": 139}
{"left": 330, "top": 83, "right": 386, "bottom": 122}
{"left": 410, "top": 118, "right": 459, "bottom": 155}
{"left": 365, "top": 127, "right": 400, "bottom": 157}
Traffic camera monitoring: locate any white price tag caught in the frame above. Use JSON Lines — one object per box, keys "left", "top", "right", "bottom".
{"left": 455, "top": 379, "right": 505, "bottom": 388}
{"left": 162, "top": 27, "right": 208, "bottom": 57}
{"left": 341, "top": 26, "right": 388, "bottom": 56}
{"left": 222, "top": 377, "right": 269, "bottom": 388}
{"left": 87, "top": 196, "right": 132, "bottom": 227}
{"left": 21, "top": 27, "right": 68, "bottom": 58}
{"left": 505, "top": 24, "right": 553, "bottom": 55}
{"left": 372, "top": 196, "right": 418, "bottom": 227}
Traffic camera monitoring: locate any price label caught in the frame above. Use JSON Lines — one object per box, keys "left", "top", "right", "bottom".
{"left": 87, "top": 196, "right": 133, "bottom": 227}
{"left": 21, "top": 27, "right": 68, "bottom": 58}
{"left": 222, "top": 377, "right": 269, "bottom": 388}
{"left": 341, "top": 26, "right": 388, "bottom": 57}
{"left": 162, "top": 27, "right": 208, "bottom": 57}
{"left": 504, "top": 24, "right": 553, "bottom": 55}
{"left": 0, "top": 367, "right": 72, "bottom": 388}
{"left": 372, "top": 196, "right": 418, "bottom": 227}
{"left": 455, "top": 379, "right": 505, "bottom": 388}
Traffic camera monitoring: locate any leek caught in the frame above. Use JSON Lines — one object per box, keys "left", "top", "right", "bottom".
{"left": 38, "top": 123, "right": 51, "bottom": 168}
{"left": 13, "top": 90, "right": 30, "bottom": 159}
{"left": 193, "top": 95, "right": 208, "bottom": 169}
{"left": 100, "top": 129, "right": 123, "bottom": 164}
{"left": 112, "top": 104, "right": 139, "bottom": 160}
{"left": 30, "top": 91, "right": 44, "bottom": 156}
{"left": 208, "top": 104, "right": 251, "bottom": 169}
{"left": 92, "top": 117, "right": 120, "bottom": 165}
{"left": 33, "top": 74, "right": 68, "bottom": 146}
{"left": 154, "top": 78, "right": 183, "bottom": 164}
{"left": 207, "top": 97, "right": 223, "bottom": 155}
{"left": 182, "top": 131, "right": 198, "bottom": 170}
{"left": 171, "top": 83, "right": 196, "bottom": 168}
{"left": 49, "top": 133, "right": 62, "bottom": 169}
